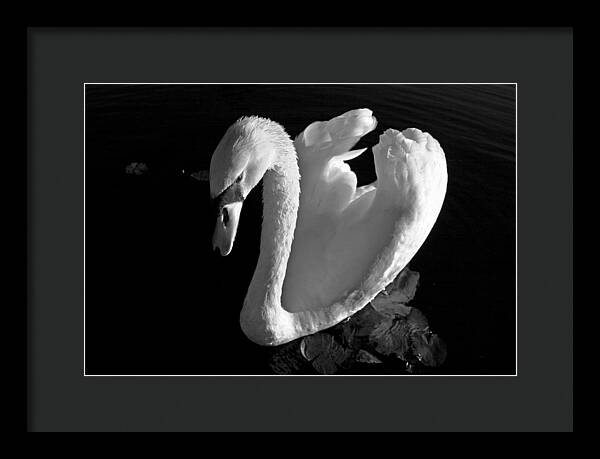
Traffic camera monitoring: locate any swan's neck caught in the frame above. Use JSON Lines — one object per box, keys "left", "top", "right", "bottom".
{"left": 241, "top": 144, "right": 300, "bottom": 344}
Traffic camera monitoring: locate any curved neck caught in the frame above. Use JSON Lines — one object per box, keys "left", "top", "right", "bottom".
{"left": 241, "top": 145, "right": 300, "bottom": 344}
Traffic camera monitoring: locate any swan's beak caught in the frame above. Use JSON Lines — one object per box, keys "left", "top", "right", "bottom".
{"left": 213, "top": 201, "right": 243, "bottom": 256}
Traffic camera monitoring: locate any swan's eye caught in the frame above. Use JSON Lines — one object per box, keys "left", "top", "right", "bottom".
{"left": 236, "top": 173, "right": 244, "bottom": 183}
{"left": 222, "top": 207, "right": 229, "bottom": 226}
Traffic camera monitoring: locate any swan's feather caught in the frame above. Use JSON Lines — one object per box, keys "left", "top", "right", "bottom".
{"left": 279, "top": 109, "right": 448, "bottom": 337}
{"left": 230, "top": 108, "right": 447, "bottom": 346}
{"left": 293, "top": 109, "right": 377, "bottom": 219}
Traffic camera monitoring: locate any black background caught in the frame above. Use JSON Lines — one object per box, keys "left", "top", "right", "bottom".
{"left": 84, "top": 84, "right": 516, "bottom": 375}
{"left": 28, "top": 28, "right": 572, "bottom": 431}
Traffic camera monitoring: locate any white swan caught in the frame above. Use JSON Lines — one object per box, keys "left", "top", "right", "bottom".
{"left": 210, "top": 109, "right": 447, "bottom": 346}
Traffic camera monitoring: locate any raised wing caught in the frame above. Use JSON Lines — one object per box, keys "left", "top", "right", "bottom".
{"left": 293, "top": 108, "right": 378, "bottom": 220}
{"left": 281, "top": 108, "right": 447, "bottom": 342}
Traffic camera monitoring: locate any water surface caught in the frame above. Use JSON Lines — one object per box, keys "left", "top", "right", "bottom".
{"left": 84, "top": 84, "right": 516, "bottom": 375}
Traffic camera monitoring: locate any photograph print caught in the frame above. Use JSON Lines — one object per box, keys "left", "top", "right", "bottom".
{"left": 84, "top": 83, "right": 516, "bottom": 376}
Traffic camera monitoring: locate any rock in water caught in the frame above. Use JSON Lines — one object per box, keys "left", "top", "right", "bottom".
{"left": 355, "top": 349, "right": 382, "bottom": 364}
{"left": 191, "top": 170, "right": 210, "bottom": 182}
{"left": 371, "top": 267, "right": 420, "bottom": 317}
{"left": 125, "top": 162, "right": 149, "bottom": 175}
{"left": 300, "top": 334, "right": 353, "bottom": 375}
{"left": 267, "top": 267, "right": 447, "bottom": 374}
{"left": 268, "top": 340, "right": 311, "bottom": 375}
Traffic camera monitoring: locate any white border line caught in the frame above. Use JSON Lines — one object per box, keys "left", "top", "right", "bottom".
{"left": 83, "top": 82, "right": 518, "bottom": 377}
{"left": 83, "top": 84, "right": 86, "bottom": 375}
{"left": 84, "top": 82, "right": 515, "bottom": 85}
{"left": 515, "top": 83, "right": 518, "bottom": 374}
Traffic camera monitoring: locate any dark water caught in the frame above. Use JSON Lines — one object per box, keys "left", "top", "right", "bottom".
{"left": 84, "top": 84, "right": 516, "bottom": 375}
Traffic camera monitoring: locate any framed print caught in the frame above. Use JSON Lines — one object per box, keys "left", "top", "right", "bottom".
{"left": 27, "top": 27, "right": 572, "bottom": 432}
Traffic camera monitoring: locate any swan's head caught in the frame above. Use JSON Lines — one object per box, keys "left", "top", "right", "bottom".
{"left": 209, "top": 116, "right": 278, "bottom": 256}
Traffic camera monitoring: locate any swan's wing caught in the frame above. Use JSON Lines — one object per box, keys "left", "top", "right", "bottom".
{"left": 280, "top": 109, "right": 447, "bottom": 342}
{"left": 293, "top": 108, "right": 378, "bottom": 219}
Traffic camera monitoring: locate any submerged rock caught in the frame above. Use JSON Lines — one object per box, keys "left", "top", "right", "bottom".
{"left": 190, "top": 170, "right": 210, "bottom": 182}
{"left": 371, "top": 268, "right": 420, "bottom": 316}
{"left": 267, "top": 267, "right": 447, "bottom": 374}
{"left": 355, "top": 349, "right": 382, "bottom": 364}
{"left": 125, "top": 162, "right": 149, "bottom": 175}
{"left": 268, "top": 339, "right": 311, "bottom": 375}
{"left": 412, "top": 329, "right": 448, "bottom": 367}
{"left": 300, "top": 334, "right": 353, "bottom": 375}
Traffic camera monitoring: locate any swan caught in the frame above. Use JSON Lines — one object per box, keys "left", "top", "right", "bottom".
{"left": 209, "top": 109, "right": 447, "bottom": 346}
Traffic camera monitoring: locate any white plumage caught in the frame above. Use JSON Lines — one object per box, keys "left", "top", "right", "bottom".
{"left": 210, "top": 109, "right": 447, "bottom": 346}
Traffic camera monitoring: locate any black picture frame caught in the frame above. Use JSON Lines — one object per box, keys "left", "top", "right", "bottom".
{"left": 26, "top": 27, "right": 573, "bottom": 432}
